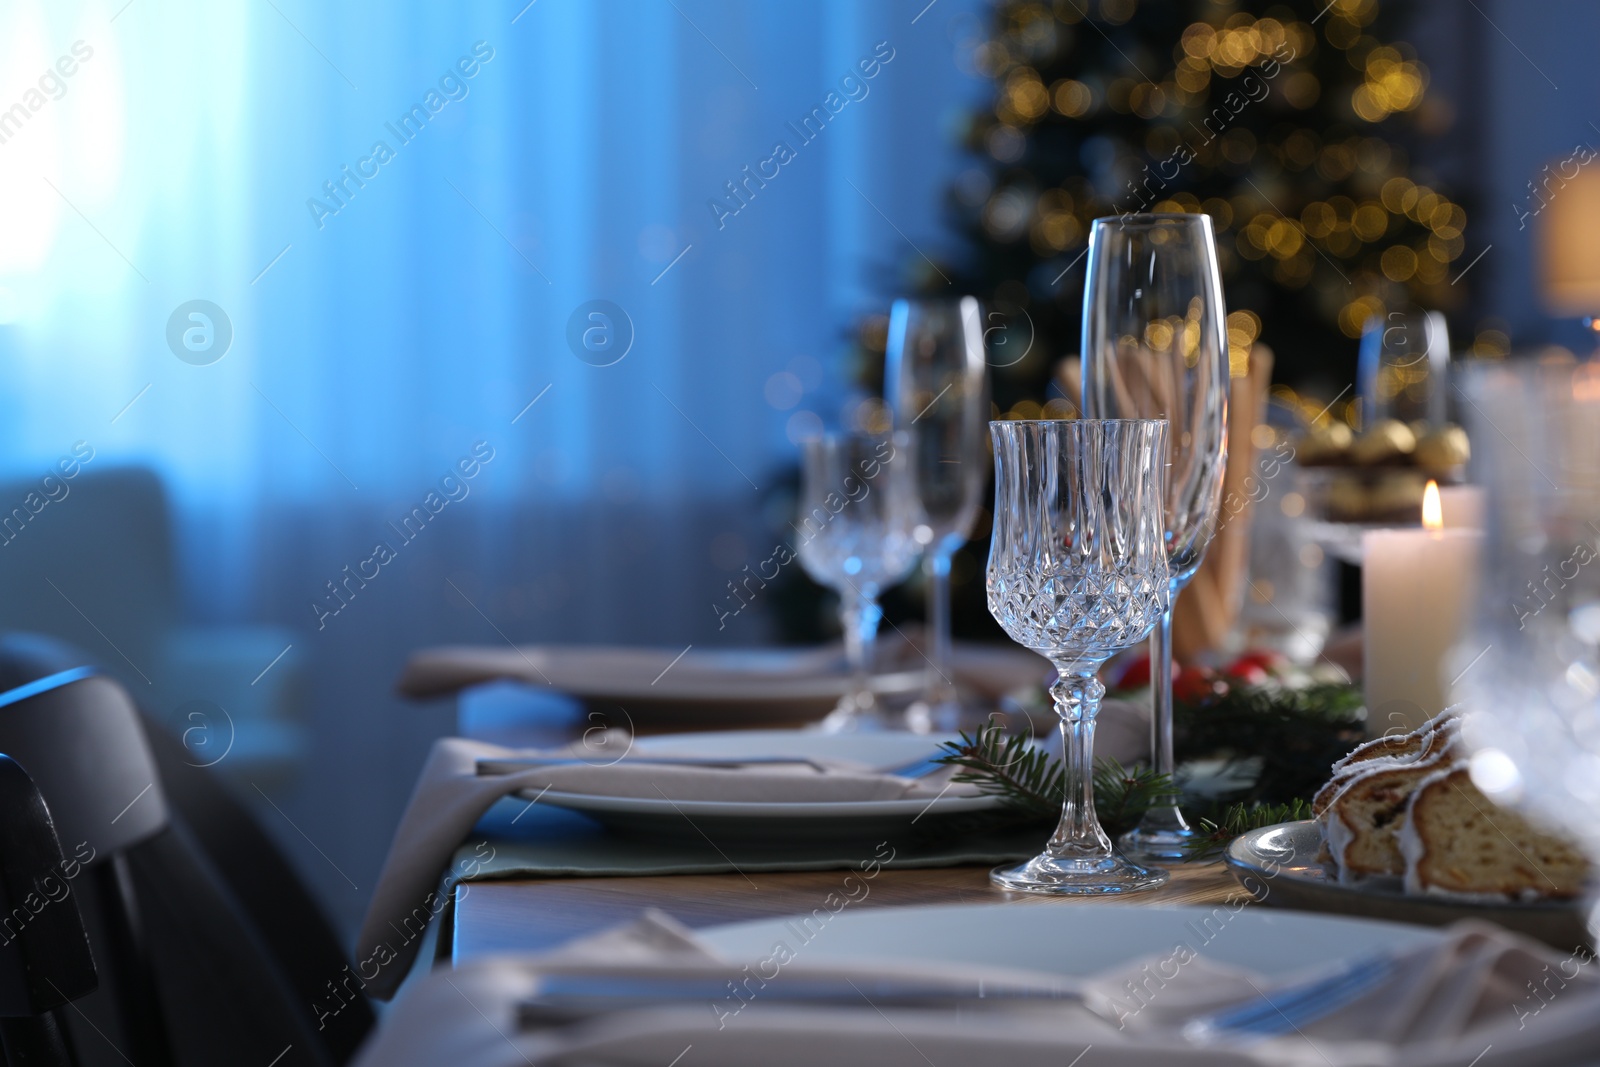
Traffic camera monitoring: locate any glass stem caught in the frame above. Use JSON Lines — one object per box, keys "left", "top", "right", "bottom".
{"left": 1152, "top": 606, "right": 1175, "bottom": 777}
{"left": 1046, "top": 669, "right": 1113, "bottom": 859}
{"left": 926, "top": 550, "right": 956, "bottom": 703}
{"left": 841, "top": 592, "right": 882, "bottom": 712}
{"left": 1137, "top": 602, "right": 1190, "bottom": 833}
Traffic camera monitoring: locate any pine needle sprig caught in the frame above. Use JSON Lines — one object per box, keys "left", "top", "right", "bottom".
{"left": 936, "top": 725, "right": 1062, "bottom": 820}
{"left": 1092, "top": 757, "right": 1181, "bottom": 839}
{"left": 935, "top": 727, "right": 1176, "bottom": 836}
{"left": 1174, "top": 682, "right": 1364, "bottom": 807}
{"left": 1185, "top": 799, "right": 1315, "bottom": 861}
{"left": 934, "top": 681, "right": 1364, "bottom": 856}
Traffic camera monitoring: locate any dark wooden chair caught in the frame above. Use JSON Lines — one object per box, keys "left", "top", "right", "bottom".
{"left": 0, "top": 651, "right": 359, "bottom": 1065}
{"left": 0, "top": 751, "right": 98, "bottom": 1067}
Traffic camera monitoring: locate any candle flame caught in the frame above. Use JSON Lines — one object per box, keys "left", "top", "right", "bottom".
{"left": 1422, "top": 480, "right": 1442, "bottom": 531}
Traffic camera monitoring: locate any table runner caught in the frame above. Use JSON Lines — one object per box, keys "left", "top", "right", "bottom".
{"left": 453, "top": 795, "right": 1041, "bottom": 882}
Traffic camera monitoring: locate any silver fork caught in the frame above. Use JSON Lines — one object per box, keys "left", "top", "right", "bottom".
{"left": 1182, "top": 953, "right": 1398, "bottom": 1042}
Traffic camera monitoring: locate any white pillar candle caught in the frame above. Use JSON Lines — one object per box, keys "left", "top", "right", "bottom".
{"left": 1437, "top": 485, "right": 1485, "bottom": 530}
{"left": 1362, "top": 482, "right": 1482, "bottom": 735}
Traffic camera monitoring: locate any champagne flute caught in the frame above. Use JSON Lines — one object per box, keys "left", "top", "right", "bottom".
{"left": 1357, "top": 309, "right": 1450, "bottom": 428}
{"left": 1080, "top": 213, "right": 1229, "bottom": 861}
{"left": 795, "top": 432, "right": 922, "bottom": 732}
{"left": 987, "top": 419, "right": 1171, "bottom": 894}
{"left": 884, "top": 296, "right": 991, "bottom": 731}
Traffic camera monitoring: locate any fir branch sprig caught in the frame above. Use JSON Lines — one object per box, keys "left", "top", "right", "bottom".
{"left": 935, "top": 680, "right": 1366, "bottom": 857}
{"left": 935, "top": 726, "right": 1177, "bottom": 838}
{"left": 1174, "top": 682, "right": 1364, "bottom": 808}
{"left": 936, "top": 724, "right": 1062, "bottom": 819}
{"left": 1093, "top": 757, "right": 1181, "bottom": 840}
{"left": 1185, "top": 799, "right": 1316, "bottom": 861}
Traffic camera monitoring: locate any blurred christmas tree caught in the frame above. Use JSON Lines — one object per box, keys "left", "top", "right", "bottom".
{"left": 772, "top": 0, "right": 1466, "bottom": 644}
{"left": 903, "top": 0, "right": 1465, "bottom": 407}
{"left": 773, "top": 0, "right": 1464, "bottom": 645}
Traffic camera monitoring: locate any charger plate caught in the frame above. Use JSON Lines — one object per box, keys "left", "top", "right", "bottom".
{"left": 1224, "top": 820, "right": 1592, "bottom": 953}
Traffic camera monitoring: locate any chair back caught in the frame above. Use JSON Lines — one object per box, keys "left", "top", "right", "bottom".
{"left": 0, "top": 752, "right": 96, "bottom": 1017}
{"left": 0, "top": 642, "right": 361, "bottom": 1064}
{"left": 0, "top": 753, "right": 97, "bottom": 1067}
{"left": 0, "top": 669, "right": 169, "bottom": 861}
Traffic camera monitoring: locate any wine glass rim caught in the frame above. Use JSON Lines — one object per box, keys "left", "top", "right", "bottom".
{"left": 890, "top": 294, "right": 980, "bottom": 307}
{"left": 990, "top": 418, "right": 1168, "bottom": 427}
{"left": 1089, "top": 212, "right": 1212, "bottom": 229}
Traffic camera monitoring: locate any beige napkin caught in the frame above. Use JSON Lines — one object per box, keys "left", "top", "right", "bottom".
{"left": 351, "top": 911, "right": 1600, "bottom": 1067}
{"left": 355, "top": 738, "right": 969, "bottom": 1000}
{"left": 396, "top": 644, "right": 833, "bottom": 699}
{"left": 395, "top": 641, "right": 1049, "bottom": 702}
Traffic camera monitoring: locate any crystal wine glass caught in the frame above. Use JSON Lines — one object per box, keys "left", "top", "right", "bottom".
{"left": 796, "top": 432, "right": 922, "bottom": 732}
{"left": 1081, "top": 212, "right": 1229, "bottom": 861}
{"left": 884, "top": 296, "right": 991, "bottom": 731}
{"left": 987, "top": 418, "right": 1172, "bottom": 894}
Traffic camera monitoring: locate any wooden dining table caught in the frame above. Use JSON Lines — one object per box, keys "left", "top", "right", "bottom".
{"left": 450, "top": 856, "right": 1246, "bottom": 964}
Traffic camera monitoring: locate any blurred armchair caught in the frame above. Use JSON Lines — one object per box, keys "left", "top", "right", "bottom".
{"left": 0, "top": 465, "right": 305, "bottom": 780}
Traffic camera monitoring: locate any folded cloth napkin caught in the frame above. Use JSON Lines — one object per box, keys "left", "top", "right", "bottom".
{"left": 355, "top": 738, "right": 974, "bottom": 999}
{"left": 396, "top": 644, "right": 834, "bottom": 700}
{"left": 395, "top": 641, "right": 1049, "bottom": 702}
{"left": 352, "top": 912, "right": 1600, "bottom": 1067}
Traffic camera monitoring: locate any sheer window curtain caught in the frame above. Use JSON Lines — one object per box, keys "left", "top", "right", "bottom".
{"left": 0, "top": 0, "right": 984, "bottom": 930}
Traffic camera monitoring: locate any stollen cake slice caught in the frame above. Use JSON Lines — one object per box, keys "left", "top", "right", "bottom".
{"left": 1313, "top": 711, "right": 1460, "bottom": 817}
{"left": 1400, "top": 765, "right": 1590, "bottom": 900}
{"left": 1316, "top": 730, "right": 1462, "bottom": 882}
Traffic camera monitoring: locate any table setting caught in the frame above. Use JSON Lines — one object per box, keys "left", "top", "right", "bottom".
{"left": 14, "top": 0, "right": 1600, "bottom": 1061}
{"left": 351, "top": 196, "right": 1600, "bottom": 1066}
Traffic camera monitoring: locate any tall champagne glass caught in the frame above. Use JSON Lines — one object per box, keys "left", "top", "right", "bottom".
{"left": 987, "top": 419, "right": 1171, "bottom": 894}
{"left": 884, "top": 296, "right": 991, "bottom": 731}
{"left": 796, "top": 432, "right": 922, "bottom": 732}
{"left": 1081, "top": 213, "right": 1229, "bottom": 860}
{"left": 1358, "top": 309, "right": 1450, "bottom": 427}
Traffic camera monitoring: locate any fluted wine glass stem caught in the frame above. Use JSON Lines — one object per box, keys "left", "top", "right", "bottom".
{"left": 1153, "top": 607, "right": 1176, "bottom": 778}
{"left": 1126, "top": 603, "right": 1193, "bottom": 847}
{"left": 841, "top": 591, "right": 883, "bottom": 713}
{"left": 1045, "top": 669, "right": 1115, "bottom": 859}
{"left": 926, "top": 550, "right": 956, "bottom": 704}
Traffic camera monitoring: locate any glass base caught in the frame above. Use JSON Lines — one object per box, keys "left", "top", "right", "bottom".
{"left": 1117, "top": 807, "right": 1198, "bottom": 862}
{"left": 989, "top": 852, "right": 1170, "bottom": 896}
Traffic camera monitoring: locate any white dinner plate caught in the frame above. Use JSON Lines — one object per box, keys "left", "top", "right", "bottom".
{"left": 518, "top": 730, "right": 1004, "bottom": 843}
{"left": 697, "top": 902, "right": 1445, "bottom": 980}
